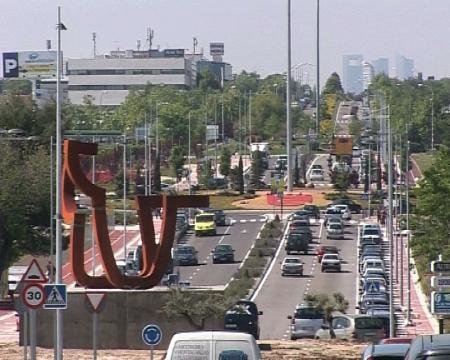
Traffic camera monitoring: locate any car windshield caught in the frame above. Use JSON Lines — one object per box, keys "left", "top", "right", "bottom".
{"left": 324, "top": 246, "right": 338, "bottom": 252}
{"left": 285, "top": 258, "right": 301, "bottom": 264}
{"left": 176, "top": 247, "right": 195, "bottom": 254}
{"left": 215, "top": 245, "right": 232, "bottom": 252}
{"left": 363, "top": 229, "right": 380, "bottom": 236}
{"left": 295, "top": 307, "right": 323, "bottom": 319}
{"left": 196, "top": 214, "right": 215, "bottom": 222}
{"left": 324, "top": 254, "right": 339, "bottom": 260}
{"left": 312, "top": 169, "right": 322, "bottom": 174}
{"left": 329, "top": 224, "right": 342, "bottom": 230}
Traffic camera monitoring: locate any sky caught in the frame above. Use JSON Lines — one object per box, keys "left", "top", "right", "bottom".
{"left": 0, "top": 0, "right": 449, "bottom": 86}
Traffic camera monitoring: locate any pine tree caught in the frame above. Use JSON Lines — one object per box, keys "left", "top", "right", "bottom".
{"left": 153, "top": 152, "right": 161, "bottom": 193}
{"left": 237, "top": 156, "right": 244, "bottom": 194}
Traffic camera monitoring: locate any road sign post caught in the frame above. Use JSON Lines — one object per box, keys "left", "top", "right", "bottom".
{"left": 43, "top": 284, "right": 67, "bottom": 310}
{"left": 85, "top": 293, "right": 106, "bottom": 360}
{"left": 430, "top": 258, "right": 450, "bottom": 333}
{"left": 142, "top": 324, "right": 162, "bottom": 360}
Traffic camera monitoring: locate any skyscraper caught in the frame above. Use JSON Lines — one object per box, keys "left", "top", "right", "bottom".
{"left": 362, "top": 62, "right": 375, "bottom": 90}
{"left": 372, "top": 58, "right": 389, "bottom": 76}
{"left": 396, "top": 55, "right": 414, "bottom": 80}
{"left": 343, "top": 54, "right": 363, "bottom": 94}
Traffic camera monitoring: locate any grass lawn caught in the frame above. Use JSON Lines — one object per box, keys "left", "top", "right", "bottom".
{"left": 412, "top": 152, "right": 435, "bottom": 174}
{"left": 209, "top": 194, "right": 247, "bottom": 209}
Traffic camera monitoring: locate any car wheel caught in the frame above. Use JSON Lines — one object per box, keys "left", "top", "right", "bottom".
{"left": 290, "top": 335, "right": 296, "bottom": 341}
{"left": 281, "top": 272, "right": 285, "bottom": 276}
{"left": 321, "top": 268, "right": 324, "bottom": 272}
{"left": 304, "top": 250, "right": 308, "bottom": 255}
{"left": 287, "top": 250, "right": 291, "bottom": 255}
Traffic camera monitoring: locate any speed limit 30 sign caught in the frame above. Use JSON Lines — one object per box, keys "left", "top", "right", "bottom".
{"left": 22, "top": 283, "right": 45, "bottom": 309}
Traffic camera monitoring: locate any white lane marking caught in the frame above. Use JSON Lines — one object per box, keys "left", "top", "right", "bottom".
{"left": 260, "top": 219, "right": 266, "bottom": 223}
{"left": 0, "top": 312, "right": 16, "bottom": 321}
{"left": 240, "top": 219, "right": 247, "bottom": 224}
{"left": 189, "top": 276, "right": 193, "bottom": 280}
{"left": 241, "top": 229, "right": 247, "bottom": 234}
{"left": 306, "top": 154, "right": 327, "bottom": 178}
{"left": 196, "top": 268, "right": 201, "bottom": 271}
{"left": 217, "top": 225, "right": 232, "bottom": 245}
{"left": 250, "top": 220, "right": 291, "bottom": 301}
{"left": 250, "top": 219, "right": 256, "bottom": 223}
{"left": 192, "top": 272, "right": 197, "bottom": 276}
{"left": 318, "top": 219, "right": 324, "bottom": 241}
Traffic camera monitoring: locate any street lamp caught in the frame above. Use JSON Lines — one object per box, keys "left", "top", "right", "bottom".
{"left": 286, "top": 0, "right": 293, "bottom": 192}
{"left": 418, "top": 83, "right": 435, "bottom": 150}
{"left": 156, "top": 101, "right": 169, "bottom": 154}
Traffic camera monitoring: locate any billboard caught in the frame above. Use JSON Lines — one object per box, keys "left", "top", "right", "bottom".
{"left": 210, "top": 42, "right": 224, "bottom": 56}
{"left": 3, "top": 51, "right": 57, "bottom": 79}
{"left": 431, "top": 291, "right": 450, "bottom": 315}
{"left": 334, "top": 135, "right": 353, "bottom": 156}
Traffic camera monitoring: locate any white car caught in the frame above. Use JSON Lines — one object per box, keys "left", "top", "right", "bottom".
{"left": 281, "top": 257, "right": 304, "bottom": 276}
{"left": 321, "top": 253, "right": 342, "bottom": 272}
{"left": 310, "top": 168, "right": 325, "bottom": 182}
{"left": 315, "top": 313, "right": 355, "bottom": 340}
{"left": 326, "top": 223, "right": 344, "bottom": 240}
{"left": 333, "top": 204, "right": 351, "bottom": 220}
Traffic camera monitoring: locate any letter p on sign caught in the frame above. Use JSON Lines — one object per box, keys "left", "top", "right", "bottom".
{"left": 3, "top": 52, "right": 19, "bottom": 78}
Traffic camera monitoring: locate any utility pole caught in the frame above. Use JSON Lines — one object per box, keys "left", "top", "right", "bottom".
{"left": 123, "top": 135, "right": 128, "bottom": 261}
{"left": 315, "top": 0, "right": 320, "bottom": 135}
{"left": 406, "top": 124, "right": 412, "bottom": 325}
{"left": 221, "top": 92, "right": 225, "bottom": 143}
{"left": 286, "top": 0, "right": 293, "bottom": 192}
{"left": 387, "top": 106, "right": 395, "bottom": 338}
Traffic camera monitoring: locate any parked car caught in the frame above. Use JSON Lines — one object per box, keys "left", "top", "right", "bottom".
{"left": 321, "top": 253, "right": 342, "bottom": 272}
{"left": 324, "top": 208, "right": 343, "bottom": 225}
{"left": 326, "top": 223, "right": 345, "bottom": 240}
{"left": 361, "top": 343, "right": 410, "bottom": 360}
{"left": 333, "top": 204, "right": 352, "bottom": 221}
{"left": 281, "top": 257, "right": 304, "bottom": 276}
{"left": 165, "top": 331, "right": 262, "bottom": 360}
{"left": 173, "top": 245, "right": 198, "bottom": 266}
{"left": 380, "top": 337, "right": 413, "bottom": 344}
{"left": 303, "top": 204, "right": 321, "bottom": 219}
{"left": 285, "top": 233, "right": 309, "bottom": 255}
{"left": 224, "top": 300, "right": 263, "bottom": 340}
{"left": 314, "top": 313, "right": 354, "bottom": 340}
{"left": 288, "top": 305, "right": 324, "bottom": 340}
{"left": 332, "top": 198, "right": 362, "bottom": 214}
{"left": 316, "top": 245, "right": 340, "bottom": 263}
{"left": 405, "top": 334, "right": 450, "bottom": 359}
{"left": 352, "top": 315, "right": 386, "bottom": 343}
{"left": 212, "top": 244, "right": 235, "bottom": 264}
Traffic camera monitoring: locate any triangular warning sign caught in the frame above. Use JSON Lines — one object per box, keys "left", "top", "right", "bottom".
{"left": 86, "top": 293, "right": 106, "bottom": 312}
{"left": 20, "top": 259, "right": 47, "bottom": 283}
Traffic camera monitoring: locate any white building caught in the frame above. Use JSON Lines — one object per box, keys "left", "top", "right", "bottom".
{"left": 362, "top": 62, "right": 375, "bottom": 91}
{"left": 67, "top": 49, "right": 196, "bottom": 106}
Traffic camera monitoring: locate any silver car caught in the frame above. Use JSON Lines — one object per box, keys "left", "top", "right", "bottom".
{"left": 288, "top": 305, "right": 324, "bottom": 340}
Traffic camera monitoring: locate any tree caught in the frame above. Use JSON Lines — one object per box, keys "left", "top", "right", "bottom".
{"left": 161, "top": 288, "right": 230, "bottom": 330}
{"left": 237, "top": 156, "right": 244, "bottom": 194}
{"left": 249, "top": 150, "right": 264, "bottom": 190}
{"left": 304, "top": 292, "right": 349, "bottom": 339}
{"left": 320, "top": 120, "right": 335, "bottom": 143}
{"left": 322, "top": 72, "right": 344, "bottom": 96}
{"left": 152, "top": 152, "right": 161, "bottom": 193}
{"left": 197, "top": 69, "right": 221, "bottom": 92}
{"left": 169, "top": 146, "right": 185, "bottom": 181}
{"left": 220, "top": 147, "right": 231, "bottom": 178}
{"left": 411, "top": 146, "right": 450, "bottom": 274}
{"left": 0, "top": 144, "right": 51, "bottom": 281}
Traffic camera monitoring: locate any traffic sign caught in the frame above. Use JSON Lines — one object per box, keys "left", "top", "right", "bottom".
{"left": 431, "top": 261, "right": 450, "bottom": 273}
{"left": 432, "top": 276, "right": 450, "bottom": 289}
{"left": 142, "top": 324, "right": 162, "bottom": 346}
{"left": 431, "top": 291, "right": 450, "bottom": 315}
{"left": 86, "top": 292, "right": 106, "bottom": 313}
{"left": 20, "top": 259, "right": 47, "bottom": 283}
{"left": 22, "top": 283, "right": 45, "bottom": 309}
{"left": 43, "top": 284, "right": 67, "bottom": 309}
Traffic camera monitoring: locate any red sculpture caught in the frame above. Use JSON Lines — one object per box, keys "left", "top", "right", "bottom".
{"left": 62, "top": 140, "right": 208, "bottom": 289}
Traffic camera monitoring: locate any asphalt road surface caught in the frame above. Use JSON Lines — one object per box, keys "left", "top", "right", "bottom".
{"left": 176, "top": 212, "right": 267, "bottom": 286}
{"left": 252, "top": 216, "right": 360, "bottom": 340}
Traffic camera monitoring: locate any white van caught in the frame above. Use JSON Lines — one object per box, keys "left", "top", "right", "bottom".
{"left": 165, "top": 331, "right": 262, "bottom": 360}
{"left": 361, "top": 259, "right": 385, "bottom": 275}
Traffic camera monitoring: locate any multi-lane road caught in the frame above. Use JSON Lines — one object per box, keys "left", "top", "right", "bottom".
{"left": 251, "top": 216, "right": 360, "bottom": 340}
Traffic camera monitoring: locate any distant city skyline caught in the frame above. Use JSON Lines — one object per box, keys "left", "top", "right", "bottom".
{"left": 0, "top": 0, "right": 449, "bottom": 88}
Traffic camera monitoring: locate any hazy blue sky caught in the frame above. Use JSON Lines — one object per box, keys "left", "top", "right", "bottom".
{"left": 1, "top": 0, "right": 449, "bottom": 86}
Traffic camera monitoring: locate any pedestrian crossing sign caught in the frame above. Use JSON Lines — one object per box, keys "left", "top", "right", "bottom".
{"left": 43, "top": 284, "right": 67, "bottom": 309}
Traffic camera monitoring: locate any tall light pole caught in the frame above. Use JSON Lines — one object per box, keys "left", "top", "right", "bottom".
{"left": 387, "top": 105, "right": 395, "bottom": 338}
{"left": 405, "top": 130, "right": 412, "bottom": 325}
{"left": 286, "top": 0, "right": 293, "bottom": 192}
{"left": 122, "top": 135, "right": 127, "bottom": 260}
{"left": 55, "top": 6, "right": 66, "bottom": 360}
{"left": 315, "top": 0, "right": 320, "bottom": 135}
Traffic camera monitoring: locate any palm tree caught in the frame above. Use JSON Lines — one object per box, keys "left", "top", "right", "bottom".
{"left": 304, "top": 292, "right": 349, "bottom": 339}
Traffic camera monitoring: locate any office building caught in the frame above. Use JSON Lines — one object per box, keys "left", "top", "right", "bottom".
{"left": 362, "top": 62, "right": 375, "bottom": 91}
{"left": 67, "top": 49, "right": 196, "bottom": 106}
{"left": 396, "top": 55, "right": 414, "bottom": 80}
{"left": 343, "top": 54, "right": 363, "bottom": 94}
{"left": 372, "top": 58, "right": 389, "bottom": 76}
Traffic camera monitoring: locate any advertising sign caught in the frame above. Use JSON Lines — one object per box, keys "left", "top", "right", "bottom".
{"left": 431, "top": 291, "right": 450, "bottom": 315}
{"left": 334, "top": 135, "right": 353, "bottom": 156}
{"left": 3, "top": 51, "right": 57, "bottom": 79}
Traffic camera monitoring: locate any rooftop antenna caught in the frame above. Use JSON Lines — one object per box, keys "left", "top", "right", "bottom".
{"left": 137, "top": 40, "right": 141, "bottom": 51}
{"left": 146, "top": 27, "right": 154, "bottom": 51}
{"left": 193, "top": 37, "right": 198, "bottom": 55}
{"left": 92, "top": 32, "right": 97, "bottom": 57}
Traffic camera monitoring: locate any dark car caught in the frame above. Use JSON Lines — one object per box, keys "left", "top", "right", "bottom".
{"left": 289, "top": 227, "right": 313, "bottom": 242}
{"left": 224, "top": 300, "right": 263, "bottom": 340}
{"left": 212, "top": 244, "right": 235, "bottom": 263}
{"left": 214, "top": 209, "right": 227, "bottom": 226}
{"left": 173, "top": 245, "right": 198, "bottom": 266}
{"left": 332, "top": 198, "right": 362, "bottom": 214}
{"left": 285, "top": 233, "right": 309, "bottom": 255}
{"left": 303, "top": 204, "right": 321, "bottom": 219}
{"left": 361, "top": 343, "right": 410, "bottom": 360}
{"left": 405, "top": 334, "right": 450, "bottom": 359}
{"left": 365, "top": 309, "right": 392, "bottom": 338}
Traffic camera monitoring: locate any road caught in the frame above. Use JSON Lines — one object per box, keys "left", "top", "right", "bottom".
{"left": 252, "top": 216, "right": 360, "bottom": 340}
{"left": 176, "top": 212, "right": 266, "bottom": 286}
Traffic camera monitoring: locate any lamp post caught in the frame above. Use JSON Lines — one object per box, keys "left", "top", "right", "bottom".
{"left": 286, "top": 0, "right": 293, "bottom": 192}
{"left": 418, "top": 83, "right": 435, "bottom": 150}
{"left": 155, "top": 102, "right": 169, "bottom": 155}
{"left": 316, "top": 0, "right": 320, "bottom": 136}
